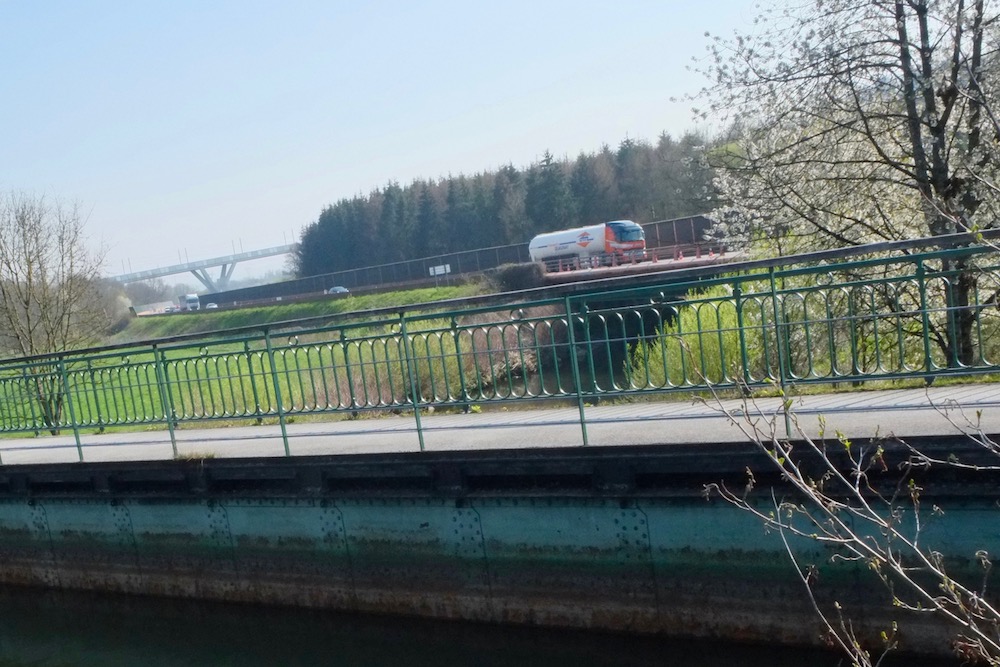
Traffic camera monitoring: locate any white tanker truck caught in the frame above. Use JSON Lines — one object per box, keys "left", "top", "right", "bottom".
{"left": 528, "top": 220, "right": 645, "bottom": 266}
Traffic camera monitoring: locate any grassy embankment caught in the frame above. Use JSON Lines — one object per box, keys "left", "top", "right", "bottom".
{"left": 0, "top": 284, "right": 492, "bottom": 439}
{"left": 6, "top": 279, "right": 995, "bottom": 441}
{"left": 113, "top": 284, "right": 484, "bottom": 343}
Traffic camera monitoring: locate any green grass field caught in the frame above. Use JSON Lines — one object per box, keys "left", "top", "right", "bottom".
{"left": 115, "top": 284, "right": 485, "bottom": 343}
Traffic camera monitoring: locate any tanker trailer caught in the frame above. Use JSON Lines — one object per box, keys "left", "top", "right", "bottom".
{"left": 528, "top": 220, "right": 645, "bottom": 266}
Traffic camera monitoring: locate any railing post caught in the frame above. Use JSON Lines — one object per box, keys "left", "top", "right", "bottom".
{"left": 152, "top": 344, "right": 178, "bottom": 458}
{"left": 734, "top": 282, "right": 751, "bottom": 387}
{"left": 451, "top": 317, "right": 470, "bottom": 410}
{"left": 847, "top": 288, "right": 860, "bottom": 376}
{"left": 564, "top": 296, "right": 590, "bottom": 446}
{"left": 768, "top": 268, "right": 792, "bottom": 437}
{"left": 21, "top": 366, "right": 41, "bottom": 437}
{"left": 339, "top": 330, "right": 359, "bottom": 411}
{"left": 580, "top": 304, "right": 598, "bottom": 394}
{"left": 943, "top": 257, "right": 961, "bottom": 368}
{"left": 917, "top": 260, "right": 934, "bottom": 376}
{"left": 57, "top": 356, "right": 84, "bottom": 462}
{"left": 244, "top": 340, "right": 263, "bottom": 424}
{"left": 263, "top": 329, "right": 291, "bottom": 457}
{"left": 86, "top": 359, "right": 105, "bottom": 433}
{"left": 399, "top": 313, "right": 426, "bottom": 452}
{"left": 824, "top": 292, "right": 839, "bottom": 377}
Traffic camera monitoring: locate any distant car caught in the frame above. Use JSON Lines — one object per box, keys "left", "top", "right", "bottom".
{"left": 326, "top": 286, "right": 350, "bottom": 295}
{"left": 163, "top": 306, "right": 176, "bottom": 314}
{"left": 205, "top": 303, "right": 219, "bottom": 309}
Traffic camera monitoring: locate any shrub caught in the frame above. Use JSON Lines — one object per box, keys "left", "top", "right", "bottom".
{"left": 626, "top": 286, "right": 752, "bottom": 389}
{"left": 488, "top": 263, "right": 545, "bottom": 292}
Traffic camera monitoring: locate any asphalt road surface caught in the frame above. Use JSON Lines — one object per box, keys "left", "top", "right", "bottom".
{"left": 1, "top": 384, "right": 997, "bottom": 466}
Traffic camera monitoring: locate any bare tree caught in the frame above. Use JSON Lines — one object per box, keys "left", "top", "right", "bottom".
{"left": 0, "top": 192, "right": 113, "bottom": 431}
{"left": 123, "top": 278, "right": 172, "bottom": 308}
{"left": 706, "top": 392, "right": 1000, "bottom": 665}
{"left": 702, "top": 0, "right": 999, "bottom": 365}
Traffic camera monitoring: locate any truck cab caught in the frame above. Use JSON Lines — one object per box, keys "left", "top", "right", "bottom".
{"left": 178, "top": 294, "right": 200, "bottom": 311}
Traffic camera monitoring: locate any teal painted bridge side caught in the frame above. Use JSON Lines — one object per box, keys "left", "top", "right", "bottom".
{"left": 0, "top": 438, "right": 994, "bottom": 656}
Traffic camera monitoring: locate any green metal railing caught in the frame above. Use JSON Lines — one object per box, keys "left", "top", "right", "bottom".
{"left": 1, "top": 235, "right": 999, "bottom": 460}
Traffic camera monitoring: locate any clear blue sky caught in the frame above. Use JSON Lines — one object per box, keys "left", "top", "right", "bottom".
{"left": 0, "top": 0, "right": 756, "bottom": 278}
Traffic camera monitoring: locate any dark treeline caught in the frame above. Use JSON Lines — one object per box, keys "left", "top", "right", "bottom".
{"left": 295, "top": 132, "right": 717, "bottom": 277}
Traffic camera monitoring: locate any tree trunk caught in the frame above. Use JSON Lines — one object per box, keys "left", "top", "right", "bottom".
{"left": 942, "top": 256, "right": 977, "bottom": 367}
{"left": 31, "top": 373, "right": 63, "bottom": 436}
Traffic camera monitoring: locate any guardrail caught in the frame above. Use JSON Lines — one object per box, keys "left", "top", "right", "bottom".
{"left": 539, "top": 242, "right": 727, "bottom": 273}
{"left": 2, "top": 233, "right": 999, "bottom": 461}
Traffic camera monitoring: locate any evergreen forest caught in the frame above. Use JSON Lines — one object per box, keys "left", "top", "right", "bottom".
{"left": 294, "top": 133, "right": 716, "bottom": 278}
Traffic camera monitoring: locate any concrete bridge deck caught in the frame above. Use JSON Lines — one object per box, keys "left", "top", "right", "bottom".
{"left": 4, "top": 383, "right": 998, "bottom": 465}
{"left": 0, "top": 383, "right": 996, "bottom": 658}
